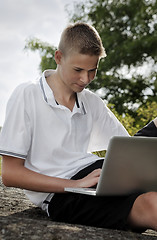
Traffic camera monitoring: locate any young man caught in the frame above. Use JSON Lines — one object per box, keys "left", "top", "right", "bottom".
{"left": 1, "top": 22, "right": 157, "bottom": 232}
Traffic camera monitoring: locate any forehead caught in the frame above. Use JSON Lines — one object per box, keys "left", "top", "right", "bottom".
{"left": 64, "top": 53, "right": 100, "bottom": 69}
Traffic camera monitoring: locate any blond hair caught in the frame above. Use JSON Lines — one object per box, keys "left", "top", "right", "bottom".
{"left": 58, "top": 22, "right": 106, "bottom": 58}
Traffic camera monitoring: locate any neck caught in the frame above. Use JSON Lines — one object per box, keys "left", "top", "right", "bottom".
{"left": 46, "top": 71, "right": 76, "bottom": 111}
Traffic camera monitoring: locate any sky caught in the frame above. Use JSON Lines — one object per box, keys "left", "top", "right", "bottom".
{"left": 0, "top": 0, "right": 77, "bottom": 126}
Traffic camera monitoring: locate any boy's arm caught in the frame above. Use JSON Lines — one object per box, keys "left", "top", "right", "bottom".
{"left": 2, "top": 155, "right": 101, "bottom": 192}
{"left": 134, "top": 118, "right": 157, "bottom": 137}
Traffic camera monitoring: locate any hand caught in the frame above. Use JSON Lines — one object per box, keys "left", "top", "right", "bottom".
{"left": 77, "top": 169, "right": 101, "bottom": 188}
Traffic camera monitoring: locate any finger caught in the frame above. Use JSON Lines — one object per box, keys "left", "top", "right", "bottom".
{"left": 91, "top": 168, "right": 101, "bottom": 176}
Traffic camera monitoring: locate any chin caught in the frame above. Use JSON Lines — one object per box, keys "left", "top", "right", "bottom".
{"left": 76, "top": 86, "right": 86, "bottom": 92}
{"left": 76, "top": 89, "right": 84, "bottom": 93}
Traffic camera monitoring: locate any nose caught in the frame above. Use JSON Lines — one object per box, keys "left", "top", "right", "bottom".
{"left": 80, "top": 71, "right": 90, "bottom": 85}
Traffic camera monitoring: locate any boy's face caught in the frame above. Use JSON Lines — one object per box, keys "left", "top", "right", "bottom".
{"left": 56, "top": 51, "right": 99, "bottom": 93}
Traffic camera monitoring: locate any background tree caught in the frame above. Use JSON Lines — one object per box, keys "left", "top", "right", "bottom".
{"left": 25, "top": 38, "right": 57, "bottom": 71}
{"left": 68, "top": 0, "right": 157, "bottom": 116}
{"left": 25, "top": 0, "right": 157, "bottom": 119}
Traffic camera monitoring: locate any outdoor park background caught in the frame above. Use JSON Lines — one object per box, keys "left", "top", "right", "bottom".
{"left": 0, "top": 0, "right": 157, "bottom": 171}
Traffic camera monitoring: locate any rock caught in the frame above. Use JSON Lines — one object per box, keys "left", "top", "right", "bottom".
{"left": 0, "top": 177, "right": 157, "bottom": 240}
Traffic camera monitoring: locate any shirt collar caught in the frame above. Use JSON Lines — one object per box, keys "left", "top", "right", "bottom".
{"left": 39, "top": 70, "right": 87, "bottom": 115}
{"left": 39, "top": 70, "right": 57, "bottom": 107}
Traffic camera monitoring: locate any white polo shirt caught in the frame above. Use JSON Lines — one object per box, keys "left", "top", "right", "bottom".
{"left": 0, "top": 70, "right": 129, "bottom": 208}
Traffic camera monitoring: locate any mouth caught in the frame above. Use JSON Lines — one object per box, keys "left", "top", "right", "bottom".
{"left": 76, "top": 83, "right": 86, "bottom": 89}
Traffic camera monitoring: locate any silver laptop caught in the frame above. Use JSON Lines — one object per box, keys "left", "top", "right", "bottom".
{"left": 65, "top": 136, "right": 157, "bottom": 196}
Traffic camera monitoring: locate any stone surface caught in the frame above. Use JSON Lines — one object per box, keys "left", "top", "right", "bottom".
{"left": 1, "top": 177, "right": 157, "bottom": 240}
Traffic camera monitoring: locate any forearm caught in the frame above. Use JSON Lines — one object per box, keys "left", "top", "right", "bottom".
{"left": 2, "top": 156, "right": 81, "bottom": 193}
{"left": 5, "top": 167, "right": 78, "bottom": 193}
{"left": 2, "top": 156, "right": 100, "bottom": 192}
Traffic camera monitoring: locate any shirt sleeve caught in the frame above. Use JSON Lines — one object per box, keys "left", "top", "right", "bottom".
{"left": 87, "top": 95, "right": 129, "bottom": 152}
{"left": 0, "top": 84, "right": 32, "bottom": 159}
{"left": 134, "top": 121, "right": 157, "bottom": 137}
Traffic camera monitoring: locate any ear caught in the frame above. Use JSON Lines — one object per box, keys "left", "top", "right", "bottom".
{"left": 54, "top": 50, "right": 63, "bottom": 64}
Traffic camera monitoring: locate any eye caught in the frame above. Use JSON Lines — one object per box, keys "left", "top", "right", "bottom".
{"left": 89, "top": 69, "right": 97, "bottom": 73}
{"left": 74, "top": 68, "right": 82, "bottom": 72}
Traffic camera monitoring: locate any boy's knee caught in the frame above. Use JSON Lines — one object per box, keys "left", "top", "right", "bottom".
{"left": 134, "top": 192, "right": 157, "bottom": 214}
{"left": 128, "top": 192, "right": 157, "bottom": 229}
{"left": 141, "top": 192, "right": 157, "bottom": 209}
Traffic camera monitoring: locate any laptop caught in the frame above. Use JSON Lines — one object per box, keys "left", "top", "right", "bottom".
{"left": 65, "top": 136, "right": 157, "bottom": 196}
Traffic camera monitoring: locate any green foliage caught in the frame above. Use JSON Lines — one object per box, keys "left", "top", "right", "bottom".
{"left": 25, "top": 38, "right": 57, "bottom": 72}
{"left": 136, "top": 101, "right": 157, "bottom": 127}
{"left": 108, "top": 101, "right": 157, "bottom": 136}
{"left": 93, "top": 150, "right": 106, "bottom": 158}
{"left": 68, "top": 0, "right": 157, "bottom": 115}
{"left": 25, "top": 0, "right": 157, "bottom": 117}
